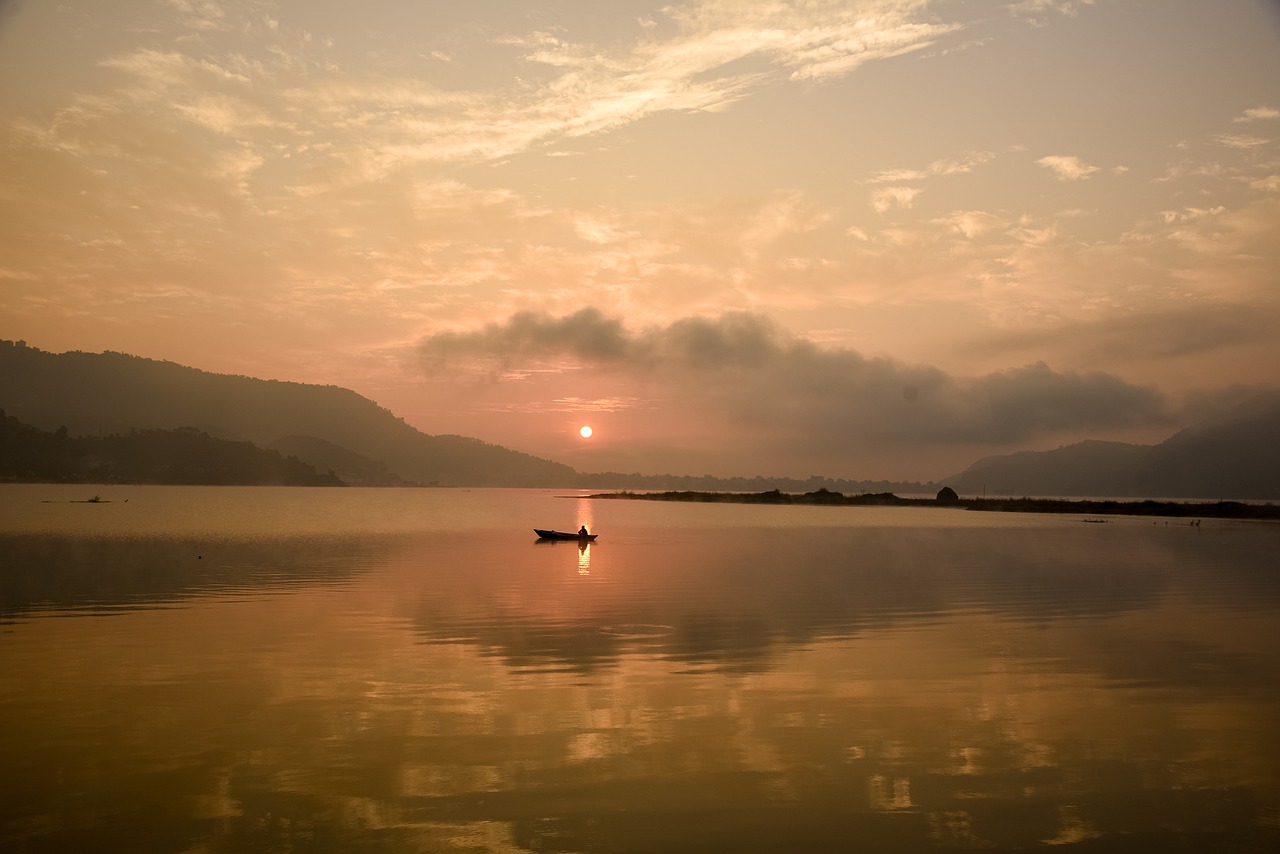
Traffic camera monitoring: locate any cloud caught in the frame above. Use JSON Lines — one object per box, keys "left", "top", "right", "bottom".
{"left": 871, "top": 186, "right": 922, "bottom": 213}
{"left": 1214, "top": 133, "right": 1268, "bottom": 150}
{"left": 417, "top": 310, "right": 1171, "bottom": 448}
{"left": 419, "top": 308, "right": 631, "bottom": 373}
{"left": 34, "top": 0, "right": 969, "bottom": 187}
{"left": 483, "top": 395, "right": 646, "bottom": 415}
{"left": 869, "top": 151, "right": 994, "bottom": 184}
{"left": 932, "top": 210, "right": 1009, "bottom": 239}
{"left": 1234, "top": 106, "right": 1280, "bottom": 123}
{"left": 1036, "top": 155, "right": 1099, "bottom": 181}
{"left": 1008, "top": 0, "right": 1097, "bottom": 16}
{"left": 968, "top": 303, "right": 1278, "bottom": 368}
{"left": 656, "top": 1, "right": 958, "bottom": 84}
{"left": 1159, "top": 206, "right": 1225, "bottom": 224}
{"left": 165, "top": 0, "right": 234, "bottom": 32}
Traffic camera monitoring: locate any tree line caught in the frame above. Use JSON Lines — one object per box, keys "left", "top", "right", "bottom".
{"left": 0, "top": 410, "right": 343, "bottom": 486}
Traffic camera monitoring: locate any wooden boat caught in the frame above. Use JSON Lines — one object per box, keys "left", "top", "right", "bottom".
{"left": 534, "top": 529, "right": 597, "bottom": 541}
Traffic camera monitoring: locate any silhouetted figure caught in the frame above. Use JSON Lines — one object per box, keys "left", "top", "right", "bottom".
{"left": 578, "top": 525, "right": 589, "bottom": 538}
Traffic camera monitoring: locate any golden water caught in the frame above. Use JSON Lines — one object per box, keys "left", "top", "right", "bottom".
{"left": 2, "top": 486, "right": 1277, "bottom": 851}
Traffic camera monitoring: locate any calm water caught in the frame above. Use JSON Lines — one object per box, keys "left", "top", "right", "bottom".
{"left": 2, "top": 485, "right": 1279, "bottom": 853}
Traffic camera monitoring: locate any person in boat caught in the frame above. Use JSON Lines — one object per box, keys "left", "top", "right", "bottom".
{"left": 578, "top": 525, "right": 589, "bottom": 538}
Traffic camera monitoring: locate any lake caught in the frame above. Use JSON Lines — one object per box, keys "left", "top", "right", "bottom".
{"left": 2, "top": 485, "right": 1278, "bottom": 852}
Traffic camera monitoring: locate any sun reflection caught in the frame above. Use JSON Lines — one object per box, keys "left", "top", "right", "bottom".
{"left": 1042, "top": 805, "right": 1101, "bottom": 845}
{"left": 869, "top": 775, "right": 913, "bottom": 811}
{"left": 575, "top": 496, "right": 595, "bottom": 575}
{"left": 575, "top": 496, "right": 594, "bottom": 534}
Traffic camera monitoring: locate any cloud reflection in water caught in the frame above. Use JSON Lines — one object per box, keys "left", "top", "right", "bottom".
{"left": 2, "top": 519, "right": 1279, "bottom": 852}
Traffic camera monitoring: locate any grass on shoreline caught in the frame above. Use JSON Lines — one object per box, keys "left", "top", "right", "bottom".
{"left": 588, "top": 488, "right": 1280, "bottom": 520}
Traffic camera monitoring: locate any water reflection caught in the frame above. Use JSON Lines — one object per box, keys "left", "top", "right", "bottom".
{"left": 403, "top": 525, "right": 1278, "bottom": 677}
{"left": 0, "top": 532, "right": 392, "bottom": 621}
{"left": 2, "top": 510, "right": 1278, "bottom": 852}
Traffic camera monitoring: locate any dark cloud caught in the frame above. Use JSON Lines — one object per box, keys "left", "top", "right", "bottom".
{"left": 966, "top": 304, "right": 1278, "bottom": 368}
{"left": 420, "top": 308, "right": 629, "bottom": 372}
{"left": 418, "top": 310, "right": 1172, "bottom": 448}
{"left": 962, "top": 362, "right": 1169, "bottom": 442}
{"left": 1175, "top": 383, "right": 1279, "bottom": 423}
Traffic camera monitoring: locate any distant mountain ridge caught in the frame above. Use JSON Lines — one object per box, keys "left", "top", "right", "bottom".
{"left": 4, "top": 339, "right": 1277, "bottom": 498}
{"left": 0, "top": 339, "right": 937, "bottom": 491}
{"left": 947, "top": 393, "right": 1280, "bottom": 500}
{"left": 0, "top": 340, "right": 577, "bottom": 487}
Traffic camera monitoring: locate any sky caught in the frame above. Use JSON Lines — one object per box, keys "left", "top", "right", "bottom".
{"left": 1, "top": 0, "right": 1278, "bottom": 481}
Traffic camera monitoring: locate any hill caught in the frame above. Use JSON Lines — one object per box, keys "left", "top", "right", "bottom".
{"left": 266, "top": 435, "right": 416, "bottom": 487}
{"left": 1134, "top": 394, "right": 1280, "bottom": 499}
{"left": 0, "top": 411, "right": 342, "bottom": 486}
{"left": 947, "top": 393, "right": 1280, "bottom": 500}
{"left": 0, "top": 340, "right": 577, "bottom": 487}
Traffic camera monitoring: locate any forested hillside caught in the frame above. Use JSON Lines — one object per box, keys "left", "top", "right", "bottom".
{"left": 0, "top": 340, "right": 577, "bottom": 487}
{"left": 0, "top": 410, "right": 342, "bottom": 486}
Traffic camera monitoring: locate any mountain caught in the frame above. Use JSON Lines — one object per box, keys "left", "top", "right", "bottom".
{"left": 1134, "top": 394, "right": 1280, "bottom": 499}
{"left": 946, "top": 440, "right": 1147, "bottom": 498}
{"left": 0, "top": 340, "right": 578, "bottom": 487}
{"left": 947, "top": 393, "right": 1280, "bottom": 500}
{"left": 8, "top": 339, "right": 1275, "bottom": 497}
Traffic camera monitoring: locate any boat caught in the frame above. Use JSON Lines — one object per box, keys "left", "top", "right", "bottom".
{"left": 534, "top": 529, "right": 598, "bottom": 541}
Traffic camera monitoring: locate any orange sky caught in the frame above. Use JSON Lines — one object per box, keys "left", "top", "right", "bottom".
{"left": 2, "top": 0, "right": 1278, "bottom": 480}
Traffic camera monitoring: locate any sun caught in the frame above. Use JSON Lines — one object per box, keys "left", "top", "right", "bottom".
{"left": 579, "top": 425, "right": 593, "bottom": 439}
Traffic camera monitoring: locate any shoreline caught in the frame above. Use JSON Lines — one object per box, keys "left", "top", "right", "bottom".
{"left": 588, "top": 489, "right": 1280, "bottom": 521}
